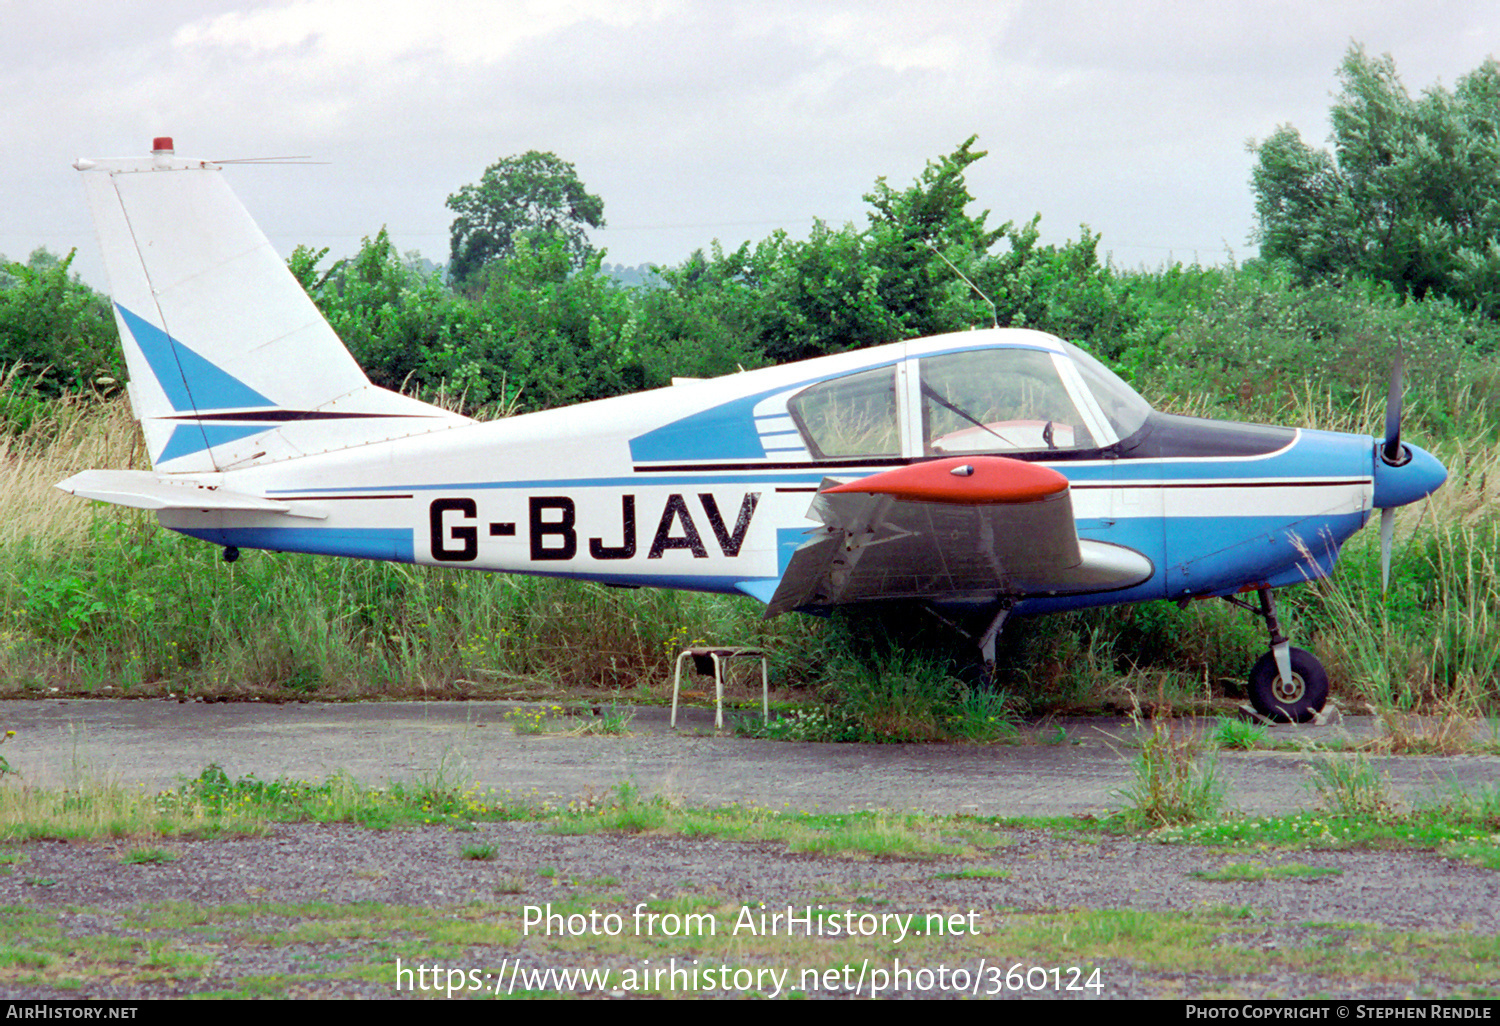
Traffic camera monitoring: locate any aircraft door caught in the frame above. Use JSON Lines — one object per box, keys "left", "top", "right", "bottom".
{"left": 1106, "top": 466, "right": 1164, "bottom": 571}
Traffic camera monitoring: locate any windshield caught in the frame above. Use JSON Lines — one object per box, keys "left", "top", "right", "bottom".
{"left": 919, "top": 348, "right": 1094, "bottom": 453}
{"left": 1061, "top": 341, "right": 1153, "bottom": 441}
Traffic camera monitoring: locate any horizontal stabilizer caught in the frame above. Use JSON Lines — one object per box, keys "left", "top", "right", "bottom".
{"left": 56, "top": 470, "right": 326, "bottom": 519}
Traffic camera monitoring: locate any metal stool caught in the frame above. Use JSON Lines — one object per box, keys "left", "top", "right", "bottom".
{"left": 670, "top": 647, "right": 769, "bottom": 729}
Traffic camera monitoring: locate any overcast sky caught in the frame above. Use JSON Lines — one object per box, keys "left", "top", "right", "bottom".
{"left": 2, "top": 0, "right": 1495, "bottom": 290}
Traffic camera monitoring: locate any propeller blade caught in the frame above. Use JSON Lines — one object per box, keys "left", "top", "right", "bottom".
{"left": 1380, "top": 506, "right": 1395, "bottom": 593}
{"left": 1382, "top": 352, "right": 1405, "bottom": 465}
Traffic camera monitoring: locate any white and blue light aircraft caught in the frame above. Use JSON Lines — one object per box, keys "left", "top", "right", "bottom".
{"left": 59, "top": 139, "right": 1448, "bottom": 722}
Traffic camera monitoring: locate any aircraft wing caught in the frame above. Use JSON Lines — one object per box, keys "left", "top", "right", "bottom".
{"left": 764, "top": 456, "right": 1152, "bottom": 615}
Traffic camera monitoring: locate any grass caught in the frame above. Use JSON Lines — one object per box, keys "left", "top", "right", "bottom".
{"left": 1191, "top": 860, "right": 1344, "bottom": 882}
{"left": 3, "top": 764, "right": 1494, "bottom": 870}
{"left": 1, "top": 765, "right": 1498, "bottom": 997}
{"left": 933, "top": 866, "right": 1011, "bottom": 881}
{"left": 503, "top": 702, "right": 635, "bottom": 736}
{"left": 0, "top": 390, "right": 142, "bottom": 551}
{"left": 0, "top": 774, "right": 268, "bottom": 843}
{"left": 0, "top": 764, "right": 1020, "bottom": 859}
{"left": 735, "top": 636, "right": 1023, "bottom": 743}
{"left": 2, "top": 895, "right": 1492, "bottom": 999}
{"left": 1156, "top": 798, "right": 1500, "bottom": 865}
{"left": 1306, "top": 753, "right": 1400, "bottom": 820}
{"left": 739, "top": 708, "right": 865, "bottom": 742}
{"left": 1210, "top": 716, "right": 1268, "bottom": 750}
{"left": 0, "top": 763, "right": 537, "bottom": 842}
{"left": 548, "top": 781, "right": 1007, "bottom": 858}
{"left": 1113, "top": 714, "right": 1225, "bottom": 828}
{"left": 1295, "top": 433, "right": 1500, "bottom": 721}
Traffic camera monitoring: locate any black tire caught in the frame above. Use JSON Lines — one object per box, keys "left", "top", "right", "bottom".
{"left": 1247, "top": 647, "right": 1329, "bottom": 724}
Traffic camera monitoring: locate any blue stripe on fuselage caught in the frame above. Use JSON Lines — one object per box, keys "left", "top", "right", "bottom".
{"left": 173, "top": 526, "right": 415, "bottom": 563}
{"left": 236, "top": 423, "right": 1376, "bottom": 607}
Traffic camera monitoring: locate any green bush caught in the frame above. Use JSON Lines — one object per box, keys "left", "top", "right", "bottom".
{"left": 0, "top": 250, "right": 121, "bottom": 401}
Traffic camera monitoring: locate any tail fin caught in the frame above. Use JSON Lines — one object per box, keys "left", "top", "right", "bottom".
{"left": 75, "top": 138, "right": 468, "bottom": 473}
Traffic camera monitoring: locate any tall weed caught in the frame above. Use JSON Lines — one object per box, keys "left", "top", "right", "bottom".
{"left": 1307, "top": 754, "right": 1399, "bottom": 820}
{"left": 0, "top": 384, "right": 141, "bottom": 549}
{"left": 1298, "top": 436, "right": 1500, "bottom": 713}
{"left": 1115, "top": 714, "right": 1225, "bottom": 828}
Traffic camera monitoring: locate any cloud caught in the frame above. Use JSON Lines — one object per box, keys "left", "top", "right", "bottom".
{"left": 3, "top": 0, "right": 1495, "bottom": 280}
{"left": 170, "top": 0, "right": 683, "bottom": 66}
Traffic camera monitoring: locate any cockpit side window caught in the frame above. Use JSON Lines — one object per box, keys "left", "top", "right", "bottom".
{"left": 920, "top": 348, "right": 1095, "bottom": 454}
{"left": 787, "top": 365, "right": 900, "bottom": 459}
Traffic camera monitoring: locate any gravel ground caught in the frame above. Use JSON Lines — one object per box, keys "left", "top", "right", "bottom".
{"left": 3, "top": 701, "right": 1497, "bottom": 999}
{"left": 2, "top": 820, "right": 1497, "bottom": 1000}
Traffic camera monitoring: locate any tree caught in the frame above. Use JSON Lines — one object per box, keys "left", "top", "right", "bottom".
{"left": 291, "top": 230, "right": 498, "bottom": 407}
{"left": 632, "top": 138, "right": 1141, "bottom": 369}
{"left": 862, "top": 135, "right": 1009, "bottom": 338}
{"left": 859, "top": 138, "right": 1139, "bottom": 353}
{"left": 470, "top": 233, "right": 638, "bottom": 409}
{"left": 1250, "top": 45, "right": 1500, "bottom": 315}
{"left": 0, "top": 248, "right": 121, "bottom": 396}
{"left": 445, "top": 152, "right": 605, "bottom": 285}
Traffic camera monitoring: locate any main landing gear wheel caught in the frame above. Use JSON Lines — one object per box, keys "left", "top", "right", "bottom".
{"left": 1247, "top": 647, "right": 1328, "bottom": 724}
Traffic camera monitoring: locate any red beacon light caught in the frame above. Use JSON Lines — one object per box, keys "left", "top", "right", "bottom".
{"left": 151, "top": 137, "right": 174, "bottom": 154}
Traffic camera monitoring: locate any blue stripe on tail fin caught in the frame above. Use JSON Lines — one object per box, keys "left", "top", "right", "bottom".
{"left": 115, "top": 304, "right": 276, "bottom": 413}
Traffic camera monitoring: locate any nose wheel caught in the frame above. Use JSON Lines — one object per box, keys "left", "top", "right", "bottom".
{"left": 1225, "top": 587, "right": 1329, "bottom": 723}
{"left": 1246, "top": 646, "right": 1328, "bottom": 723}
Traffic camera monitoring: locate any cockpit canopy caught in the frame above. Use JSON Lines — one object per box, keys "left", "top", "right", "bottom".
{"left": 786, "top": 337, "right": 1152, "bottom": 459}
